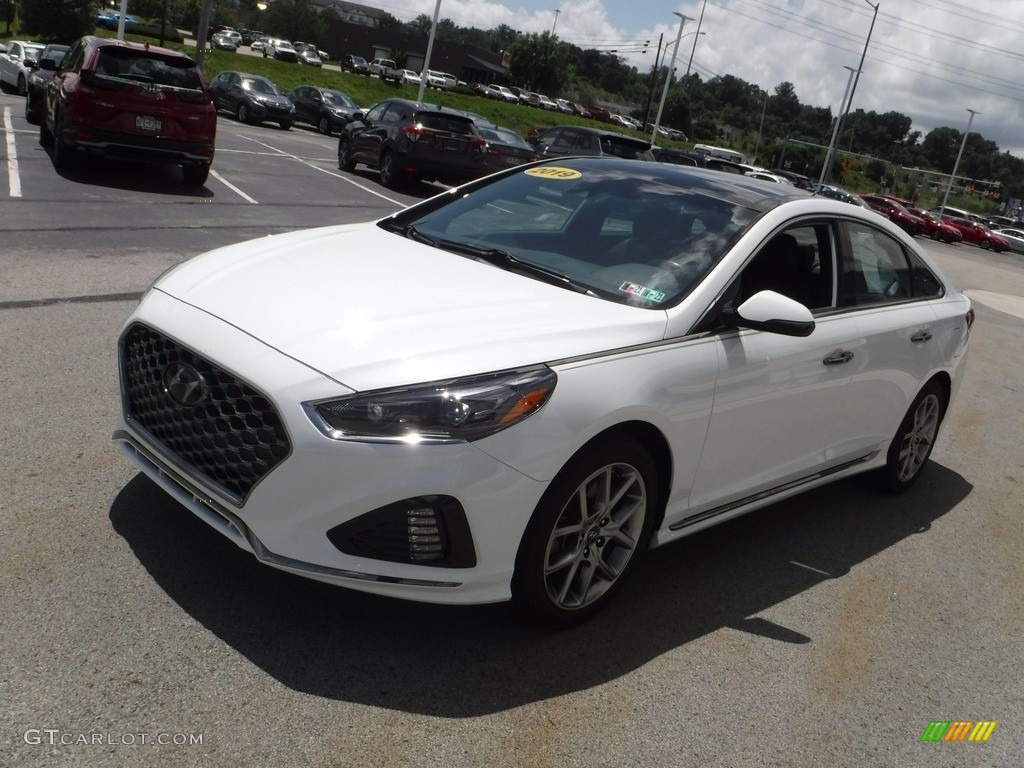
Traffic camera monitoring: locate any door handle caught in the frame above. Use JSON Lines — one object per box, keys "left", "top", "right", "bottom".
{"left": 823, "top": 350, "right": 854, "bottom": 365}
{"left": 911, "top": 330, "right": 933, "bottom": 343}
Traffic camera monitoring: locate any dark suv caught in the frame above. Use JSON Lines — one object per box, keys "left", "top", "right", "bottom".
{"left": 529, "top": 126, "right": 655, "bottom": 161}
{"left": 341, "top": 54, "right": 370, "bottom": 76}
{"left": 39, "top": 36, "right": 216, "bottom": 185}
{"left": 336, "top": 99, "right": 488, "bottom": 188}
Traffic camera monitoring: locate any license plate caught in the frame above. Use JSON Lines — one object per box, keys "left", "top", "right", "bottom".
{"left": 442, "top": 139, "right": 464, "bottom": 152}
{"left": 136, "top": 115, "right": 162, "bottom": 131}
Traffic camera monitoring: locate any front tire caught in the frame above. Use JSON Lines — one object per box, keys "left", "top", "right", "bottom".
{"left": 337, "top": 137, "right": 355, "bottom": 171}
{"left": 17, "top": 74, "right": 27, "bottom": 97}
{"left": 237, "top": 103, "right": 249, "bottom": 123}
{"left": 51, "top": 112, "right": 75, "bottom": 169}
{"left": 317, "top": 115, "right": 331, "bottom": 135}
{"left": 878, "top": 380, "right": 947, "bottom": 493}
{"left": 512, "top": 439, "right": 658, "bottom": 628}
{"left": 980, "top": 239, "right": 991, "bottom": 250}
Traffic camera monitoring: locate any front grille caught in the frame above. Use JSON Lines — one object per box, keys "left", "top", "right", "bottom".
{"left": 120, "top": 323, "right": 290, "bottom": 503}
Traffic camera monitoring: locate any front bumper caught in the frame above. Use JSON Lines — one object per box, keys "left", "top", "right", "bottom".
{"left": 113, "top": 290, "right": 546, "bottom": 604}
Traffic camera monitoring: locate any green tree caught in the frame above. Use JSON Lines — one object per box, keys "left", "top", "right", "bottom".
{"left": 507, "top": 32, "right": 570, "bottom": 94}
{"left": 377, "top": 12, "right": 401, "bottom": 31}
{"left": 19, "top": 0, "right": 94, "bottom": 40}
{"left": 260, "top": 0, "right": 325, "bottom": 45}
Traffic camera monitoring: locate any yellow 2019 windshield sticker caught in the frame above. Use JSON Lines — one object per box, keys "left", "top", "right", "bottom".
{"left": 524, "top": 167, "right": 582, "bottom": 180}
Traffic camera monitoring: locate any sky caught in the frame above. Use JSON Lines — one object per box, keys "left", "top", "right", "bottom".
{"left": 371, "top": 0, "right": 1024, "bottom": 160}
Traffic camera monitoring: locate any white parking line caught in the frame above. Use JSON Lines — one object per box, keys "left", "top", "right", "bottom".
{"left": 3, "top": 107, "right": 22, "bottom": 198}
{"left": 238, "top": 134, "right": 406, "bottom": 206}
{"left": 210, "top": 168, "right": 258, "bottom": 204}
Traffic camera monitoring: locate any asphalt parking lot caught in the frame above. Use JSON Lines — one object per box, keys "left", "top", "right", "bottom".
{"left": 2, "top": 89, "right": 1023, "bottom": 767}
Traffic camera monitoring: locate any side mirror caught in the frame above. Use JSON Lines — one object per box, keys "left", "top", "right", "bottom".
{"left": 38, "top": 58, "right": 58, "bottom": 72}
{"left": 721, "top": 290, "right": 815, "bottom": 337}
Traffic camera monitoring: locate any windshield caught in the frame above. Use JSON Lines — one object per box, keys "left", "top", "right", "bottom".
{"left": 324, "top": 90, "right": 357, "bottom": 108}
{"left": 385, "top": 161, "right": 758, "bottom": 308}
{"left": 243, "top": 77, "right": 280, "bottom": 95}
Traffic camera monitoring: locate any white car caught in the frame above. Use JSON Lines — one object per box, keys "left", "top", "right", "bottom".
{"left": 993, "top": 226, "right": 1024, "bottom": 254}
{"left": 425, "top": 70, "right": 454, "bottom": 89}
{"left": 0, "top": 40, "right": 46, "bottom": 96}
{"left": 486, "top": 84, "right": 518, "bottom": 102}
{"left": 114, "top": 159, "right": 972, "bottom": 627}
{"left": 399, "top": 69, "right": 422, "bottom": 85}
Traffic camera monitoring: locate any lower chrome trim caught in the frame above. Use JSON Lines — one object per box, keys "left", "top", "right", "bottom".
{"left": 113, "top": 430, "right": 462, "bottom": 589}
{"left": 670, "top": 451, "right": 879, "bottom": 531}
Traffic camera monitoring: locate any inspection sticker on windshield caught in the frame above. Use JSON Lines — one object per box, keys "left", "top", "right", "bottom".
{"left": 620, "top": 282, "right": 667, "bottom": 303}
{"left": 524, "top": 167, "right": 582, "bottom": 180}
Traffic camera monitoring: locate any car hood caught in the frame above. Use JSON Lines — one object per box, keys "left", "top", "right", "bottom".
{"left": 155, "top": 224, "right": 668, "bottom": 391}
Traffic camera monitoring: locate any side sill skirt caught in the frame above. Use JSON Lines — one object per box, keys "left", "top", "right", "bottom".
{"left": 669, "top": 451, "right": 879, "bottom": 532}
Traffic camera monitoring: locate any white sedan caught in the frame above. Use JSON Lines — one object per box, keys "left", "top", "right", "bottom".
{"left": 0, "top": 39, "right": 45, "bottom": 96}
{"left": 114, "top": 159, "right": 972, "bottom": 627}
{"left": 399, "top": 69, "right": 422, "bottom": 85}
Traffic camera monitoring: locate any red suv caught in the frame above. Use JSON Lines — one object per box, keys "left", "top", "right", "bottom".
{"left": 38, "top": 37, "right": 216, "bottom": 185}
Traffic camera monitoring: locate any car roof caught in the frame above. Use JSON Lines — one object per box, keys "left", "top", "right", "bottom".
{"left": 85, "top": 35, "right": 183, "bottom": 58}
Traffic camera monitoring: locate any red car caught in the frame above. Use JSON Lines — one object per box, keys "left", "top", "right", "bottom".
{"left": 906, "top": 207, "right": 963, "bottom": 243}
{"left": 941, "top": 216, "right": 1010, "bottom": 251}
{"left": 860, "top": 194, "right": 927, "bottom": 236}
{"left": 39, "top": 36, "right": 216, "bottom": 185}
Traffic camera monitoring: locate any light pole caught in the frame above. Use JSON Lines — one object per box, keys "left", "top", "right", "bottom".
{"left": 938, "top": 109, "right": 980, "bottom": 216}
{"left": 650, "top": 13, "right": 693, "bottom": 147}
{"left": 839, "top": 0, "right": 879, "bottom": 147}
{"left": 685, "top": 0, "right": 708, "bottom": 80}
{"left": 816, "top": 65, "right": 858, "bottom": 189}
{"left": 416, "top": 0, "right": 443, "bottom": 103}
{"left": 552, "top": 9, "right": 560, "bottom": 34}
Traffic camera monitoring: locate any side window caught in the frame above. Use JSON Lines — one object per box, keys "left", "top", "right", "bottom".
{"left": 737, "top": 223, "right": 836, "bottom": 311}
{"left": 575, "top": 132, "right": 593, "bottom": 150}
{"left": 381, "top": 104, "right": 403, "bottom": 124}
{"left": 363, "top": 102, "right": 388, "bottom": 123}
{"left": 907, "top": 250, "right": 944, "bottom": 298}
{"left": 63, "top": 41, "right": 86, "bottom": 72}
{"left": 552, "top": 129, "right": 577, "bottom": 151}
{"left": 839, "top": 222, "right": 912, "bottom": 307}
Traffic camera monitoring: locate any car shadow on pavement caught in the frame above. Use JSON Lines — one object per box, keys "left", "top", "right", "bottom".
{"left": 109, "top": 463, "right": 971, "bottom": 717}
{"left": 34, "top": 147, "right": 216, "bottom": 197}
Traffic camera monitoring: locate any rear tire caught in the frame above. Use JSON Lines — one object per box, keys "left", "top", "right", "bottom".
{"left": 17, "top": 74, "right": 27, "bottom": 97}
{"left": 512, "top": 439, "right": 658, "bottom": 628}
{"left": 378, "top": 150, "right": 401, "bottom": 188}
{"left": 182, "top": 163, "right": 210, "bottom": 186}
{"left": 878, "top": 380, "right": 947, "bottom": 493}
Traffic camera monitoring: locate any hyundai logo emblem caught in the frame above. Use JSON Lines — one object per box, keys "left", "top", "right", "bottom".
{"left": 163, "top": 361, "right": 208, "bottom": 406}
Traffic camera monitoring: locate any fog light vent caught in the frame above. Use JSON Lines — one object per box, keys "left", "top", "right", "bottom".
{"left": 327, "top": 496, "right": 476, "bottom": 568}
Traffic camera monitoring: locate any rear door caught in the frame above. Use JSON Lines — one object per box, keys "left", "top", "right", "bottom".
{"left": 835, "top": 220, "right": 946, "bottom": 455}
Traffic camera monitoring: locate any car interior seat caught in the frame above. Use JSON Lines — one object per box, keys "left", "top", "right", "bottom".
{"left": 741, "top": 232, "right": 819, "bottom": 307}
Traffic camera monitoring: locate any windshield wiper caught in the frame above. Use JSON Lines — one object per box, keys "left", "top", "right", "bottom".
{"left": 435, "top": 239, "right": 597, "bottom": 296}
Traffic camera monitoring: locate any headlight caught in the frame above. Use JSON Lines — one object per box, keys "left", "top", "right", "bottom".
{"left": 305, "top": 367, "right": 556, "bottom": 443}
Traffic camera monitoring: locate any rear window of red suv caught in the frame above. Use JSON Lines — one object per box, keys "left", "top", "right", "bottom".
{"left": 94, "top": 48, "right": 204, "bottom": 90}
